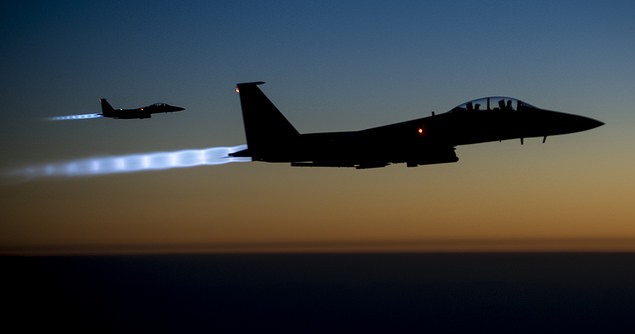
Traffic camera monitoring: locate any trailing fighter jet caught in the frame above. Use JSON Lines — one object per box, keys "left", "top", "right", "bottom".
{"left": 99, "top": 99, "right": 185, "bottom": 119}
{"left": 230, "top": 82, "right": 603, "bottom": 169}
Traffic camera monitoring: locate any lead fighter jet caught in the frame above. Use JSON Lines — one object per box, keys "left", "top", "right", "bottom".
{"left": 230, "top": 82, "right": 603, "bottom": 169}
{"left": 100, "top": 99, "right": 185, "bottom": 119}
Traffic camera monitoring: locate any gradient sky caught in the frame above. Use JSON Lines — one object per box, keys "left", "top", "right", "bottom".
{"left": 1, "top": 1, "right": 634, "bottom": 254}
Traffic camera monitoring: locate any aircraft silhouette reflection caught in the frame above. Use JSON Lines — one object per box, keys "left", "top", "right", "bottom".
{"left": 230, "top": 82, "right": 603, "bottom": 169}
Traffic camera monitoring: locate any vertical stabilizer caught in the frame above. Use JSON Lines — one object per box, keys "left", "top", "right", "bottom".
{"left": 100, "top": 98, "right": 115, "bottom": 117}
{"left": 235, "top": 82, "right": 299, "bottom": 160}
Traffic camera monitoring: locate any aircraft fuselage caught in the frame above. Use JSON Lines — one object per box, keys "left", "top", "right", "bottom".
{"left": 231, "top": 83, "right": 603, "bottom": 168}
{"left": 100, "top": 99, "right": 185, "bottom": 119}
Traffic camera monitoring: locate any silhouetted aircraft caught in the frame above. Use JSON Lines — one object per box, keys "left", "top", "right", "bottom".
{"left": 100, "top": 99, "right": 185, "bottom": 119}
{"left": 230, "top": 82, "right": 603, "bottom": 169}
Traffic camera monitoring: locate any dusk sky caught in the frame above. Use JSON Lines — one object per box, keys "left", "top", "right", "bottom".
{"left": 2, "top": 1, "right": 634, "bottom": 254}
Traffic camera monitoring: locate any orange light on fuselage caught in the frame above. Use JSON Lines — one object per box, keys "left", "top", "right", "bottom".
{"left": 418, "top": 128, "right": 424, "bottom": 135}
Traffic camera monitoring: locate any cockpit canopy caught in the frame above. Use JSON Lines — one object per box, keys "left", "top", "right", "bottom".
{"left": 450, "top": 97, "right": 536, "bottom": 113}
{"left": 152, "top": 103, "right": 169, "bottom": 107}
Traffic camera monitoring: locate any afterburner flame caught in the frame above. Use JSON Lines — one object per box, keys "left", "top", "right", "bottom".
{"left": 48, "top": 113, "right": 103, "bottom": 121}
{"left": 8, "top": 144, "right": 250, "bottom": 179}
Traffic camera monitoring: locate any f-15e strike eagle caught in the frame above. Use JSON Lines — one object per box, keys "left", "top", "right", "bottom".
{"left": 48, "top": 99, "right": 185, "bottom": 121}
{"left": 229, "top": 82, "right": 603, "bottom": 169}
{"left": 100, "top": 99, "right": 185, "bottom": 119}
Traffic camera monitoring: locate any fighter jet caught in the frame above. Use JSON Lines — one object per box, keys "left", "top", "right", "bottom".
{"left": 230, "top": 82, "right": 603, "bottom": 169}
{"left": 100, "top": 98, "right": 185, "bottom": 119}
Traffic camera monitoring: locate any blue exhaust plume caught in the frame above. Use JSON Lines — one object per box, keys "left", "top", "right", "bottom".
{"left": 8, "top": 145, "right": 250, "bottom": 179}
{"left": 48, "top": 113, "right": 103, "bottom": 121}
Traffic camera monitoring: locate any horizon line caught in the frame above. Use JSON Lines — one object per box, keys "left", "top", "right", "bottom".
{"left": 4, "top": 237, "right": 635, "bottom": 256}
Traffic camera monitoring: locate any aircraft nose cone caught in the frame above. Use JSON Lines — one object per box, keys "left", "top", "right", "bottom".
{"left": 547, "top": 111, "right": 604, "bottom": 135}
{"left": 580, "top": 116, "right": 604, "bottom": 130}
